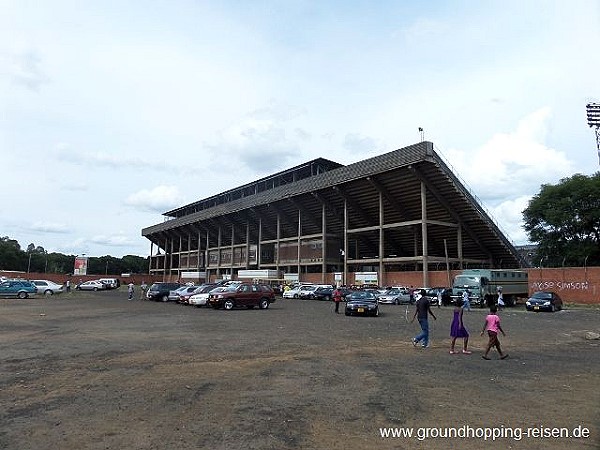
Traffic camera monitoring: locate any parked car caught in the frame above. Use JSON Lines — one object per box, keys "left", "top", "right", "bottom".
{"left": 345, "top": 290, "right": 379, "bottom": 316}
{"left": 146, "top": 282, "right": 181, "bottom": 302}
{"left": 208, "top": 283, "right": 275, "bottom": 310}
{"left": 98, "top": 278, "right": 120, "bottom": 289}
{"left": 283, "top": 284, "right": 314, "bottom": 299}
{"left": 298, "top": 284, "right": 333, "bottom": 300}
{"left": 423, "top": 287, "right": 452, "bottom": 306}
{"left": 377, "top": 287, "right": 411, "bottom": 304}
{"left": 32, "top": 279, "right": 64, "bottom": 296}
{"left": 310, "top": 287, "right": 334, "bottom": 301}
{"left": 177, "top": 285, "right": 205, "bottom": 304}
{"left": 188, "top": 284, "right": 218, "bottom": 307}
{"left": 76, "top": 280, "right": 107, "bottom": 291}
{"left": 298, "top": 285, "right": 320, "bottom": 299}
{"left": 526, "top": 291, "right": 563, "bottom": 312}
{"left": 0, "top": 280, "right": 37, "bottom": 298}
{"left": 169, "top": 285, "right": 199, "bottom": 303}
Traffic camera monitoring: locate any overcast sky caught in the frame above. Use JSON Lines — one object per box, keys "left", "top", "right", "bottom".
{"left": 1, "top": 0, "right": 599, "bottom": 258}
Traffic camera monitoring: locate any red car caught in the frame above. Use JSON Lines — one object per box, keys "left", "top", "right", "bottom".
{"left": 208, "top": 283, "right": 275, "bottom": 310}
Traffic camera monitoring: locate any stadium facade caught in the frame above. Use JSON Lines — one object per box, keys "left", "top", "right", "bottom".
{"left": 141, "top": 141, "right": 523, "bottom": 286}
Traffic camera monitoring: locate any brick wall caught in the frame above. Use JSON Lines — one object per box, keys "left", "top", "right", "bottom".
{"left": 0, "top": 271, "right": 162, "bottom": 287}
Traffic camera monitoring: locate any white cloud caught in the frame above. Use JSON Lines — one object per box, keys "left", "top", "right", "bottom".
{"left": 0, "top": 49, "right": 49, "bottom": 91}
{"left": 440, "top": 107, "right": 575, "bottom": 245}
{"left": 125, "top": 186, "right": 185, "bottom": 213}
{"left": 490, "top": 196, "right": 531, "bottom": 245}
{"left": 443, "top": 107, "right": 573, "bottom": 202}
{"left": 54, "top": 143, "right": 183, "bottom": 173}
{"left": 29, "top": 222, "right": 69, "bottom": 233}
{"left": 343, "top": 133, "right": 381, "bottom": 154}
{"left": 90, "top": 234, "right": 133, "bottom": 247}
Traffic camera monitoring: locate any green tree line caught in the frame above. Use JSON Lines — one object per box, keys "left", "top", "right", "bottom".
{"left": 0, "top": 237, "right": 149, "bottom": 275}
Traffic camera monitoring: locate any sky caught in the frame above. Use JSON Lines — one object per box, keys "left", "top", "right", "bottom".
{"left": 1, "top": 0, "right": 599, "bottom": 258}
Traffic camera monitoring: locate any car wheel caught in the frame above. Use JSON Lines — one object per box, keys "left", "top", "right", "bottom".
{"left": 161, "top": 295, "right": 169, "bottom": 302}
{"left": 224, "top": 300, "right": 235, "bottom": 310}
{"left": 17, "top": 292, "right": 27, "bottom": 299}
{"left": 93, "top": 287, "right": 98, "bottom": 291}
{"left": 259, "top": 298, "right": 269, "bottom": 309}
{"left": 394, "top": 299, "right": 399, "bottom": 305}
{"left": 45, "top": 290, "right": 53, "bottom": 296}
{"left": 293, "top": 294, "right": 299, "bottom": 299}
{"left": 550, "top": 304, "right": 555, "bottom": 312}
{"left": 324, "top": 295, "right": 331, "bottom": 301}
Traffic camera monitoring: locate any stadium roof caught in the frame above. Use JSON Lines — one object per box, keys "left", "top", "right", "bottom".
{"left": 142, "top": 141, "right": 524, "bottom": 268}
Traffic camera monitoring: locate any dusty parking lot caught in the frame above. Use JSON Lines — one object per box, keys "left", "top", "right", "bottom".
{"left": 1, "top": 290, "right": 599, "bottom": 450}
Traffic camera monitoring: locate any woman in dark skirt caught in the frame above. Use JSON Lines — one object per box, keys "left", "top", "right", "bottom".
{"left": 450, "top": 299, "right": 471, "bottom": 354}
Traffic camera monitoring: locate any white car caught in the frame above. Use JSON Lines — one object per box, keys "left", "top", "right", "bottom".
{"left": 283, "top": 284, "right": 314, "bottom": 299}
{"left": 189, "top": 285, "right": 221, "bottom": 307}
{"left": 76, "top": 280, "right": 106, "bottom": 291}
{"left": 32, "top": 280, "right": 64, "bottom": 296}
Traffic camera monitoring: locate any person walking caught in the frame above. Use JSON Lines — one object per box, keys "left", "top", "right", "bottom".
{"left": 436, "top": 289, "right": 442, "bottom": 308}
{"left": 449, "top": 299, "right": 471, "bottom": 354}
{"left": 462, "top": 290, "right": 471, "bottom": 311}
{"left": 127, "top": 283, "right": 134, "bottom": 301}
{"left": 140, "top": 281, "right": 148, "bottom": 300}
{"left": 65, "top": 279, "right": 71, "bottom": 293}
{"left": 333, "top": 287, "right": 343, "bottom": 314}
{"left": 497, "top": 287, "right": 505, "bottom": 310}
{"left": 411, "top": 289, "right": 437, "bottom": 348}
{"left": 481, "top": 305, "right": 508, "bottom": 360}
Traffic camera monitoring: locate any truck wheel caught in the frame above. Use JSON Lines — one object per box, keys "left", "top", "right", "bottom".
{"left": 224, "top": 299, "right": 235, "bottom": 310}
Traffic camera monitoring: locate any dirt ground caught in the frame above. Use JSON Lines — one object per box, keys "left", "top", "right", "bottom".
{"left": 1, "top": 290, "right": 599, "bottom": 450}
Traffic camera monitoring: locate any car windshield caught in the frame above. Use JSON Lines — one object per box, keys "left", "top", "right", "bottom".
{"left": 349, "top": 292, "right": 377, "bottom": 301}
{"left": 532, "top": 292, "right": 552, "bottom": 299}
{"left": 199, "top": 285, "right": 215, "bottom": 293}
{"left": 385, "top": 289, "right": 400, "bottom": 295}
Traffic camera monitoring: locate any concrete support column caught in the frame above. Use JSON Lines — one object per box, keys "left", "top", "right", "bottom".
{"left": 297, "top": 209, "right": 301, "bottom": 279}
{"left": 343, "top": 199, "right": 348, "bottom": 286}
{"left": 258, "top": 217, "right": 262, "bottom": 268}
{"left": 217, "top": 226, "right": 222, "bottom": 278}
{"left": 379, "top": 191, "right": 384, "bottom": 286}
{"left": 246, "top": 221, "right": 250, "bottom": 269}
{"left": 457, "top": 225, "right": 463, "bottom": 269}
{"left": 421, "top": 181, "right": 429, "bottom": 288}
{"left": 322, "top": 203, "right": 327, "bottom": 284}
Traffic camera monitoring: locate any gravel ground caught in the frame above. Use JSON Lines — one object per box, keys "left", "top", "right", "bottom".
{"left": 1, "top": 290, "right": 599, "bottom": 450}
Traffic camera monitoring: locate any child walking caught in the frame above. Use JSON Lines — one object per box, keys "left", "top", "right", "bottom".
{"left": 450, "top": 299, "right": 471, "bottom": 354}
{"left": 481, "top": 305, "right": 508, "bottom": 360}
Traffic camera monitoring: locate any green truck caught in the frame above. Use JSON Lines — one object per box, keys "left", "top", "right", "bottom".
{"left": 452, "top": 269, "right": 529, "bottom": 307}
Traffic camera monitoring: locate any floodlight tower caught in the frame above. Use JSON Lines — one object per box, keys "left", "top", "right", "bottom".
{"left": 586, "top": 103, "right": 600, "bottom": 164}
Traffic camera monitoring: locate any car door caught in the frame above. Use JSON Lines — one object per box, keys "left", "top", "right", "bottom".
{"left": 0, "top": 282, "right": 13, "bottom": 297}
{"left": 236, "top": 284, "right": 251, "bottom": 306}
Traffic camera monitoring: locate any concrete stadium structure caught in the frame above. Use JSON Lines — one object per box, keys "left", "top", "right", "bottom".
{"left": 141, "top": 141, "right": 524, "bottom": 286}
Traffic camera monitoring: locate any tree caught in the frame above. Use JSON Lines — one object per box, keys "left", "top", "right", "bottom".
{"left": 523, "top": 172, "right": 600, "bottom": 267}
{"left": 0, "top": 237, "right": 23, "bottom": 270}
{"left": 0, "top": 236, "right": 150, "bottom": 274}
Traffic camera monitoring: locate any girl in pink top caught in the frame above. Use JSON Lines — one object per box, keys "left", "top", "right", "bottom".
{"left": 481, "top": 306, "right": 508, "bottom": 360}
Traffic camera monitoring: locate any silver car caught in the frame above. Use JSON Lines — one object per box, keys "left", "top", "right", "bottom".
{"left": 32, "top": 280, "right": 64, "bottom": 296}
{"left": 76, "top": 280, "right": 106, "bottom": 291}
{"left": 377, "top": 288, "right": 411, "bottom": 304}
